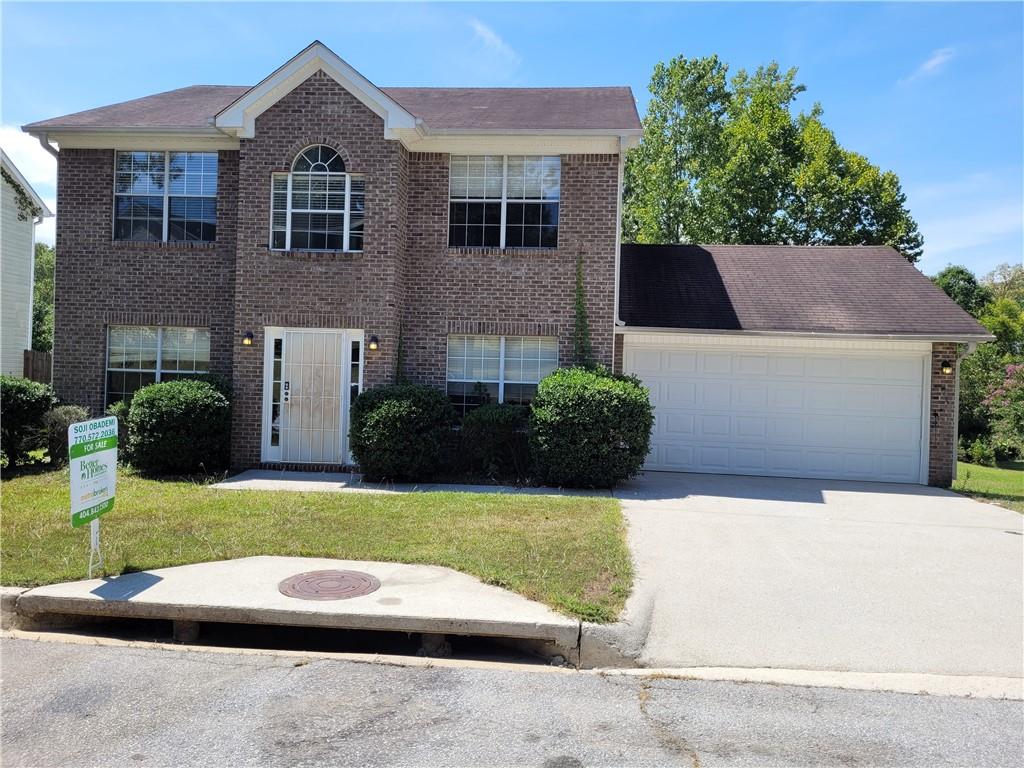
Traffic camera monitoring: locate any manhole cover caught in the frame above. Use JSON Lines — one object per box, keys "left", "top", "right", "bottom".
{"left": 278, "top": 570, "right": 381, "bottom": 601}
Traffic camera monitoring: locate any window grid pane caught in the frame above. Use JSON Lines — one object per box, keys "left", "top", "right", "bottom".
{"left": 448, "top": 156, "right": 560, "bottom": 249}
{"left": 446, "top": 335, "right": 557, "bottom": 415}
{"left": 114, "top": 151, "right": 218, "bottom": 243}
{"left": 106, "top": 325, "right": 211, "bottom": 407}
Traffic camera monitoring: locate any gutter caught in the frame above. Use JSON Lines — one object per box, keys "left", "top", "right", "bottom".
{"left": 614, "top": 325, "right": 996, "bottom": 344}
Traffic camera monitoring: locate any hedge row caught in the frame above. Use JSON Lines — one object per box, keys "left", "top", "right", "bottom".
{"left": 350, "top": 368, "right": 653, "bottom": 488}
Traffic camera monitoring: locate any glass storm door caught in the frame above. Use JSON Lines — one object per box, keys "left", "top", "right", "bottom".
{"left": 261, "top": 328, "right": 362, "bottom": 464}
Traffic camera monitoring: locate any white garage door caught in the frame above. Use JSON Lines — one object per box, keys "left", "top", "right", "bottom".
{"left": 624, "top": 336, "right": 929, "bottom": 483}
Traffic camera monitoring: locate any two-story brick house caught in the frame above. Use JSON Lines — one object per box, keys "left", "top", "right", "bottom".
{"left": 25, "top": 42, "right": 990, "bottom": 486}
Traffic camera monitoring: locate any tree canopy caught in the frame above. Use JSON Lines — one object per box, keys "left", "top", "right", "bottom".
{"left": 32, "top": 242, "right": 54, "bottom": 352}
{"left": 623, "top": 55, "right": 924, "bottom": 262}
{"left": 932, "top": 265, "right": 994, "bottom": 317}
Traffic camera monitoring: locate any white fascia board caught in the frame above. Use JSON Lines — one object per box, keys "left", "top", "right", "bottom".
{"left": 215, "top": 41, "right": 418, "bottom": 139}
{"left": 0, "top": 149, "right": 52, "bottom": 216}
{"left": 40, "top": 131, "right": 240, "bottom": 151}
{"left": 615, "top": 326, "right": 995, "bottom": 343}
{"left": 391, "top": 130, "right": 627, "bottom": 155}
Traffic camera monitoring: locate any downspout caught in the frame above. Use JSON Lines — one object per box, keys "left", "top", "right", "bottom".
{"left": 613, "top": 137, "right": 625, "bottom": 329}
{"left": 36, "top": 133, "right": 59, "bottom": 160}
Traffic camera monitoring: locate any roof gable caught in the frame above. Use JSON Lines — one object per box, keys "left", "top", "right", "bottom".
{"left": 215, "top": 41, "right": 418, "bottom": 139}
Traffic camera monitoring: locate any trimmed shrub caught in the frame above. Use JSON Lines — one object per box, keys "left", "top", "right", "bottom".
{"left": 461, "top": 403, "right": 530, "bottom": 479}
{"left": 350, "top": 384, "right": 454, "bottom": 481}
{"left": 529, "top": 368, "right": 654, "bottom": 488}
{"left": 43, "top": 405, "right": 89, "bottom": 466}
{"left": 127, "top": 379, "right": 231, "bottom": 475}
{"left": 0, "top": 376, "right": 56, "bottom": 465}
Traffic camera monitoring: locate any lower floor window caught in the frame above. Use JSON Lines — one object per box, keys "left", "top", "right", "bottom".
{"left": 446, "top": 334, "right": 558, "bottom": 417}
{"left": 106, "top": 325, "right": 211, "bottom": 406}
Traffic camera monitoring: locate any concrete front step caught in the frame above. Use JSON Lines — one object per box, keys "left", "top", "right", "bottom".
{"left": 11, "top": 557, "right": 585, "bottom": 661}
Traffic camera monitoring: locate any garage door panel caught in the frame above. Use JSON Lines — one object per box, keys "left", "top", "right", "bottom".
{"left": 628, "top": 339, "right": 926, "bottom": 483}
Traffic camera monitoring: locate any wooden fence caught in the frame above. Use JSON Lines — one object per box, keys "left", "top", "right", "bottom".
{"left": 22, "top": 350, "right": 52, "bottom": 383}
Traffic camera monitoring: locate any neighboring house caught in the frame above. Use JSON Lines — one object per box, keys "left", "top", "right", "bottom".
{"left": 1, "top": 150, "right": 52, "bottom": 376}
{"left": 22, "top": 41, "right": 990, "bottom": 486}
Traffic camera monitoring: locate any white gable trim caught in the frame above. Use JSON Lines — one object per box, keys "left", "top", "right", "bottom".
{"left": 215, "top": 41, "right": 419, "bottom": 139}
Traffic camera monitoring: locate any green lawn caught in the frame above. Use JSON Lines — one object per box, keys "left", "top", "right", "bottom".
{"left": 0, "top": 468, "right": 631, "bottom": 622}
{"left": 952, "top": 461, "right": 1024, "bottom": 513}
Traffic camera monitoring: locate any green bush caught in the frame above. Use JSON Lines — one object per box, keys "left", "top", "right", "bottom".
{"left": 529, "top": 367, "right": 654, "bottom": 488}
{"left": 461, "top": 403, "right": 530, "bottom": 479}
{"left": 0, "top": 376, "right": 56, "bottom": 465}
{"left": 986, "top": 362, "right": 1024, "bottom": 460}
{"left": 127, "top": 379, "right": 231, "bottom": 475}
{"left": 965, "top": 438, "right": 996, "bottom": 467}
{"left": 42, "top": 405, "right": 89, "bottom": 466}
{"left": 349, "top": 384, "right": 454, "bottom": 481}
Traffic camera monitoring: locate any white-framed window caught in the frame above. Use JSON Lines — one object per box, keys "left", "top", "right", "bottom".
{"left": 446, "top": 334, "right": 558, "bottom": 416}
{"left": 105, "top": 325, "right": 211, "bottom": 406}
{"left": 448, "top": 155, "right": 560, "bottom": 249}
{"left": 270, "top": 145, "right": 365, "bottom": 252}
{"left": 114, "top": 151, "right": 218, "bottom": 242}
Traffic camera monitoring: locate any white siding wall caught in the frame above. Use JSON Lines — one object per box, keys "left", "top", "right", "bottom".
{"left": 1, "top": 177, "right": 35, "bottom": 376}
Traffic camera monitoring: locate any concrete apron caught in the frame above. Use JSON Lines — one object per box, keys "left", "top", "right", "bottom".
{"left": 4, "top": 557, "right": 636, "bottom": 668}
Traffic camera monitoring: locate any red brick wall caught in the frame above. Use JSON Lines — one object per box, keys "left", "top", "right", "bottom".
{"left": 52, "top": 148, "right": 237, "bottom": 415}
{"left": 928, "top": 341, "right": 959, "bottom": 487}
{"left": 401, "top": 152, "right": 619, "bottom": 385}
{"left": 228, "top": 71, "right": 407, "bottom": 466}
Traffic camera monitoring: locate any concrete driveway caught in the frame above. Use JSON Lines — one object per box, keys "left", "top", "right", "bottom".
{"left": 613, "top": 472, "right": 1024, "bottom": 677}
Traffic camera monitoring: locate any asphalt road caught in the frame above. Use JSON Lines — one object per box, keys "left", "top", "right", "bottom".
{"left": 2, "top": 638, "right": 1021, "bottom": 768}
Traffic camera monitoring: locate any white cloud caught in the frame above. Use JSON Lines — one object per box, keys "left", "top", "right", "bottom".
{"left": 898, "top": 47, "right": 956, "bottom": 86}
{"left": 1, "top": 125, "right": 57, "bottom": 244}
{"left": 468, "top": 18, "right": 521, "bottom": 68}
{"left": 917, "top": 201, "right": 1023, "bottom": 275}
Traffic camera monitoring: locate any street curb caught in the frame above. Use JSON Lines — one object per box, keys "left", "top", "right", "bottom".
{"left": 0, "top": 587, "right": 27, "bottom": 630}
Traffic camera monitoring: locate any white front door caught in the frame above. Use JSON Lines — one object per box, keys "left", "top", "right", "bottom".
{"left": 261, "top": 328, "right": 362, "bottom": 464}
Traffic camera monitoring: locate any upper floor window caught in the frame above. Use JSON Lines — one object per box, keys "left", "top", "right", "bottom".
{"left": 448, "top": 156, "right": 560, "bottom": 249}
{"left": 114, "top": 151, "right": 218, "bottom": 242}
{"left": 270, "top": 145, "right": 365, "bottom": 252}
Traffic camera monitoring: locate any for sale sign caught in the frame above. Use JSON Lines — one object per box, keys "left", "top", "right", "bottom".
{"left": 68, "top": 416, "right": 117, "bottom": 528}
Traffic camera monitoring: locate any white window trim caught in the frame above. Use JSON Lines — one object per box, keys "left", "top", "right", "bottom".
{"left": 104, "top": 325, "right": 211, "bottom": 405}
{"left": 269, "top": 154, "right": 364, "bottom": 253}
{"left": 445, "top": 334, "right": 558, "bottom": 404}
{"left": 112, "top": 151, "right": 218, "bottom": 243}
{"left": 448, "top": 155, "right": 560, "bottom": 250}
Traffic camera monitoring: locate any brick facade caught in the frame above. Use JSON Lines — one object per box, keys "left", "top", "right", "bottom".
{"left": 928, "top": 341, "right": 959, "bottom": 487}
{"left": 52, "top": 71, "right": 620, "bottom": 469}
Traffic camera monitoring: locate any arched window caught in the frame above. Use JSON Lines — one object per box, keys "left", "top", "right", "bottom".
{"left": 271, "top": 145, "right": 364, "bottom": 252}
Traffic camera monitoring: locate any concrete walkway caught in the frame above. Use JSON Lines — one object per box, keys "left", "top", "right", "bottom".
{"left": 12, "top": 556, "right": 581, "bottom": 660}
{"left": 613, "top": 471, "right": 1024, "bottom": 677}
{"left": 212, "top": 469, "right": 609, "bottom": 496}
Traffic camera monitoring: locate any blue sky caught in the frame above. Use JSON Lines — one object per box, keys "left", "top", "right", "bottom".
{"left": 2, "top": 1, "right": 1021, "bottom": 276}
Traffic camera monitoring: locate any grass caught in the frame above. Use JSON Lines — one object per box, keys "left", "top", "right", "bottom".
{"left": 0, "top": 467, "right": 631, "bottom": 622}
{"left": 952, "top": 460, "right": 1024, "bottom": 513}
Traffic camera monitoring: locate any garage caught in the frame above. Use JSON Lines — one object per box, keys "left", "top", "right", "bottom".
{"left": 623, "top": 335, "right": 929, "bottom": 483}
{"left": 616, "top": 243, "right": 993, "bottom": 486}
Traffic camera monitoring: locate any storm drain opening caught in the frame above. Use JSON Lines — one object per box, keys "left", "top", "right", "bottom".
{"left": 278, "top": 570, "right": 381, "bottom": 601}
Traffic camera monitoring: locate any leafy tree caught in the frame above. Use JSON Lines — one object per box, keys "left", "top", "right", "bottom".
{"left": 983, "top": 262, "right": 1024, "bottom": 304}
{"left": 31, "top": 243, "right": 54, "bottom": 352}
{"left": 979, "top": 297, "right": 1024, "bottom": 356}
{"left": 932, "top": 265, "right": 993, "bottom": 317}
{"left": 958, "top": 343, "right": 1006, "bottom": 443}
{"left": 624, "top": 55, "right": 923, "bottom": 261}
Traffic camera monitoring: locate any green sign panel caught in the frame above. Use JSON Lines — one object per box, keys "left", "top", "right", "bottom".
{"left": 68, "top": 416, "right": 118, "bottom": 528}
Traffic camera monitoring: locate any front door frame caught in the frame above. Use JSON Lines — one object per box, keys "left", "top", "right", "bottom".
{"left": 260, "top": 326, "right": 363, "bottom": 465}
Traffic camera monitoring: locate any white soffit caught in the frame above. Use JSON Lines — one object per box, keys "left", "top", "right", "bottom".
{"left": 215, "top": 41, "right": 419, "bottom": 139}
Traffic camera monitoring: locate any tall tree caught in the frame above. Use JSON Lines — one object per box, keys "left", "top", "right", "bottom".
{"left": 932, "top": 265, "right": 993, "bottom": 317}
{"left": 983, "top": 262, "right": 1024, "bottom": 304}
{"left": 32, "top": 243, "right": 55, "bottom": 352}
{"left": 624, "top": 55, "right": 924, "bottom": 262}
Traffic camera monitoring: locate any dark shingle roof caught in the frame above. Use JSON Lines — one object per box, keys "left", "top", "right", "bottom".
{"left": 619, "top": 244, "right": 992, "bottom": 338}
{"left": 24, "top": 85, "right": 640, "bottom": 133}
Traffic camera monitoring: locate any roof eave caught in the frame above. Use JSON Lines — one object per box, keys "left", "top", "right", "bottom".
{"left": 22, "top": 124, "right": 226, "bottom": 136}
{"left": 614, "top": 326, "right": 996, "bottom": 343}
{"left": 0, "top": 150, "right": 52, "bottom": 216}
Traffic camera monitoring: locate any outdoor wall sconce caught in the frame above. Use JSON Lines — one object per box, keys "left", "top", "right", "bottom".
{"left": 940, "top": 360, "right": 953, "bottom": 375}
{"left": 368, "top": 335, "right": 380, "bottom": 351}
{"left": 241, "top": 331, "right": 254, "bottom": 346}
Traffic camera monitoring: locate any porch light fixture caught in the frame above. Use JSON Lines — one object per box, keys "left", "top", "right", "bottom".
{"left": 368, "top": 335, "right": 379, "bottom": 351}
{"left": 242, "top": 331, "right": 254, "bottom": 346}
{"left": 940, "top": 360, "right": 953, "bottom": 375}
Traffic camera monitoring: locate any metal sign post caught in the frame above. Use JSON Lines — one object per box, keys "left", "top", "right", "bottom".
{"left": 68, "top": 416, "right": 117, "bottom": 578}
